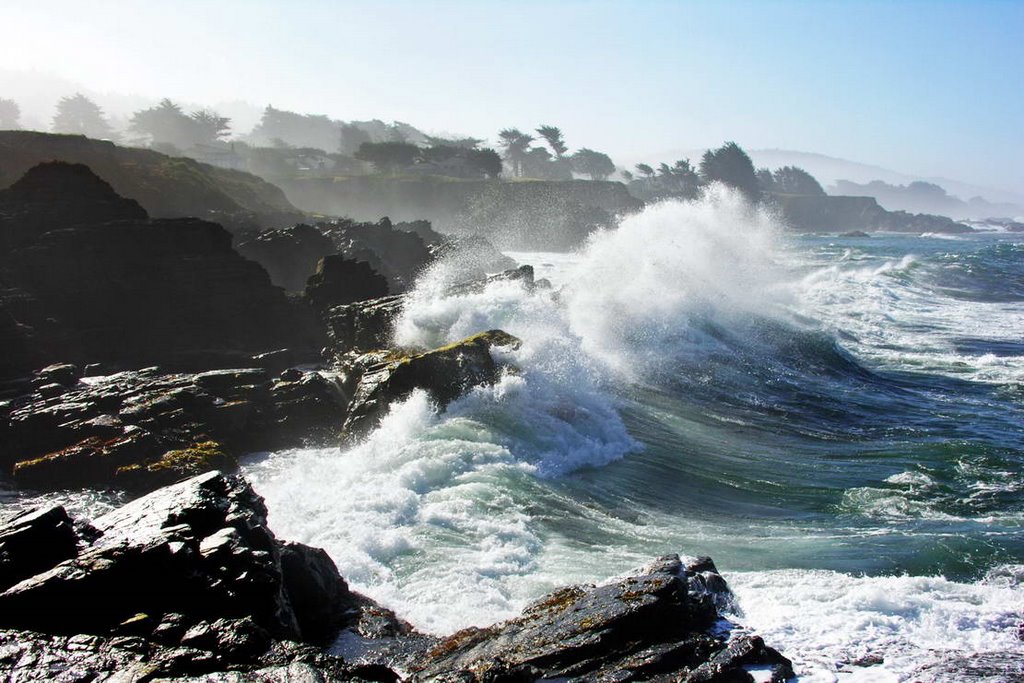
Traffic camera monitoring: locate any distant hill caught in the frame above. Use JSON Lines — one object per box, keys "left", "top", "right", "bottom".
{"left": 0, "top": 131, "right": 303, "bottom": 231}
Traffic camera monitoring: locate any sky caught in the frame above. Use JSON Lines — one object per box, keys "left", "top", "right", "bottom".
{"left": 2, "top": 0, "right": 1022, "bottom": 192}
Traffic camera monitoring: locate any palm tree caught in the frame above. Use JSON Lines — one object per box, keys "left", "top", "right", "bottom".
{"left": 535, "top": 125, "right": 568, "bottom": 159}
{"left": 635, "top": 163, "right": 655, "bottom": 179}
{"left": 498, "top": 128, "right": 534, "bottom": 177}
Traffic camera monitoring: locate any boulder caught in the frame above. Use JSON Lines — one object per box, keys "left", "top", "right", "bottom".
{"left": 326, "top": 294, "right": 406, "bottom": 354}
{"left": 321, "top": 217, "right": 434, "bottom": 292}
{"left": 410, "top": 555, "right": 793, "bottom": 682}
{"left": 343, "top": 330, "right": 521, "bottom": 436}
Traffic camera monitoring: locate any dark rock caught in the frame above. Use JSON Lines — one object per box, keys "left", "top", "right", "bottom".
{"left": 343, "top": 330, "right": 520, "bottom": 436}
{"left": 326, "top": 294, "right": 405, "bottom": 354}
{"left": 305, "top": 255, "right": 390, "bottom": 313}
{"left": 34, "top": 362, "right": 81, "bottom": 387}
{"left": 0, "top": 162, "right": 324, "bottom": 380}
{"left": 684, "top": 634, "right": 794, "bottom": 683}
{"left": 236, "top": 222, "right": 336, "bottom": 292}
{"left": 839, "top": 230, "right": 870, "bottom": 238}
{"left": 0, "top": 472, "right": 301, "bottom": 638}
{"left": 280, "top": 541, "right": 355, "bottom": 645}
{"left": 321, "top": 217, "right": 434, "bottom": 292}
{"left": 0, "top": 506, "right": 79, "bottom": 592}
{"left": 2, "top": 366, "right": 347, "bottom": 492}
{"left": 411, "top": 555, "right": 785, "bottom": 682}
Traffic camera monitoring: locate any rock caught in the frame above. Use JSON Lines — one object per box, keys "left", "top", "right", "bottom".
{"left": 0, "top": 506, "right": 80, "bottom": 592}
{"left": 839, "top": 230, "right": 870, "bottom": 238}
{"left": 305, "top": 255, "right": 390, "bottom": 313}
{"left": 0, "top": 162, "right": 324, "bottom": 380}
{"left": 235, "top": 223, "right": 336, "bottom": 292}
{"left": 343, "top": 330, "right": 521, "bottom": 436}
{"left": 320, "top": 217, "right": 435, "bottom": 292}
{"left": 684, "top": 635, "right": 794, "bottom": 683}
{"left": 34, "top": 363, "right": 81, "bottom": 387}
{"left": 326, "top": 294, "right": 405, "bottom": 353}
{"left": 279, "top": 541, "right": 354, "bottom": 645}
{"left": 410, "top": 555, "right": 789, "bottom": 682}
{"left": 0, "top": 472, "right": 405, "bottom": 680}
{"left": 2, "top": 366, "right": 348, "bottom": 492}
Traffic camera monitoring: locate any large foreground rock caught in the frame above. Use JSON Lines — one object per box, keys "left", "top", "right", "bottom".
{"left": 0, "top": 472, "right": 404, "bottom": 680}
{"left": 410, "top": 555, "right": 793, "bottom": 682}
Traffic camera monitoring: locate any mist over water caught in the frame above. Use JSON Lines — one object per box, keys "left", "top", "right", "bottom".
{"left": 244, "top": 191, "right": 1024, "bottom": 679}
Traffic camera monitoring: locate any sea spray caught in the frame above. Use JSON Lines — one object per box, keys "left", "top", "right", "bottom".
{"left": 242, "top": 195, "right": 1024, "bottom": 678}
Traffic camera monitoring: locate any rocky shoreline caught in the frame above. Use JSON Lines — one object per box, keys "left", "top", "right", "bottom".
{"left": 0, "top": 472, "right": 793, "bottom": 682}
{"left": 0, "top": 159, "right": 798, "bottom": 680}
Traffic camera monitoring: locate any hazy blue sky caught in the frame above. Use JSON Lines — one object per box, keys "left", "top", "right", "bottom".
{"left": 3, "top": 0, "right": 1022, "bottom": 191}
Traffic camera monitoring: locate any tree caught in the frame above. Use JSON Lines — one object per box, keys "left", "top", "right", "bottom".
{"left": 130, "top": 99, "right": 195, "bottom": 149}
{"left": 0, "top": 98, "right": 20, "bottom": 129}
{"left": 572, "top": 148, "right": 616, "bottom": 181}
{"left": 467, "top": 148, "right": 503, "bottom": 178}
{"left": 699, "top": 141, "right": 760, "bottom": 201}
{"left": 354, "top": 141, "right": 419, "bottom": 173}
{"left": 339, "top": 123, "right": 372, "bottom": 155}
{"left": 771, "top": 166, "right": 824, "bottom": 195}
{"left": 621, "top": 170, "right": 634, "bottom": 182}
{"left": 535, "top": 125, "right": 568, "bottom": 158}
{"left": 756, "top": 167, "right": 775, "bottom": 192}
{"left": 635, "top": 163, "right": 655, "bottom": 179}
{"left": 190, "top": 109, "right": 231, "bottom": 145}
{"left": 497, "top": 128, "right": 534, "bottom": 177}
{"left": 52, "top": 93, "right": 115, "bottom": 139}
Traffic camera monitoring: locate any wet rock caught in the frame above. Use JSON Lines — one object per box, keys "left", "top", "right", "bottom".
{"left": 2, "top": 366, "right": 348, "bottom": 492}
{"left": 0, "top": 506, "right": 79, "bottom": 592}
{"left": 320, "top": 217, "right": 434, "bottom": 293}
{"left": 326, "top": 295, "right": 405, "bottom": 353}
{"left": 343, "top": 330, "right": 520, "bottom": 437}
{"left": 411, "top": 555, "right": 789, "bottom": 682}
{"left": 683, "top": 634, "right": 794, "bottom": 682}
{"left": 280, "top": 541, "right": 355, "bottom": 645}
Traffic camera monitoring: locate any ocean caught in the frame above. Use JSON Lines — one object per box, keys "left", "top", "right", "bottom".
{"left": 243, "top": 189, "right": 1023, "bottom": 680}
{"left": 8, "top": 187, "right": 1018, "bottom": 680}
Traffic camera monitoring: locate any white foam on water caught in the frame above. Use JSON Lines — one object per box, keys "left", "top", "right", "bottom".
{"left": 728, "top": 567, "right": 1024, "bottom": 681}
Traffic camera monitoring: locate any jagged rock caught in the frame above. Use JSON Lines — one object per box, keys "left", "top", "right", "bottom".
{"left": 0, "top": 506, "right": 79, "bottom": 592}
{"left": 0, "top": 162, "right": 324, "bottom": 380}
{"left": 236, "top": 223, "right": 336, "bottom": 292}
{"left": 305, "top": 255, "right": 390, "bottom": 313}
{"left": 2, "top": 366, "right": 348, "bottom": 492}
{"left": 410, "top": 555, "right": 791, "bottom": 682}
{"left": 343, "top": 330, "right": 521, "bottom": 436}
{"left": 326, "top": 295, "right": 406, "bottom": 354}
{"left": 321, "top": 217, "right": 434, "bottom": 292}
{"left": 0, "top": 472, "right": 405, "bottom": 680}
{"left": 323, "top": 266, "right": 534, "bottom": 357}
{"left": 280, "top": 542, "right": 355, "bottom": 645}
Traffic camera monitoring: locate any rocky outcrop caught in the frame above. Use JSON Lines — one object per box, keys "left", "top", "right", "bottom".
{"left": 235, "top": 222, "right": 336, "bottom": 292}
{"left": 0, "top": 162, "right": 324, "bottom": 380}
{"left": 321, "top": 217, "right": 435, "bottom": 292}
{"left": 773, "top": 193, "right": 972, "bottom": 234}
{"left": 0, "top": 473, "right": 794, "bottom": 681}
{"left": 342, "top": 330, "right": 520, "bottom": 436}
{"left": 411, "top": 555, "right": 792, "bottom": 682}
{"left": 0, "top": 472, "right": 404, "bottom": 680}
{"left": 1, "top": 365, "right": 349, "bottom": 492}
{"left": 0, "top": 131, "right": 303, "bottom": 231}
{"left": 305, "top": 255, "right": 390, "bottom": 314}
